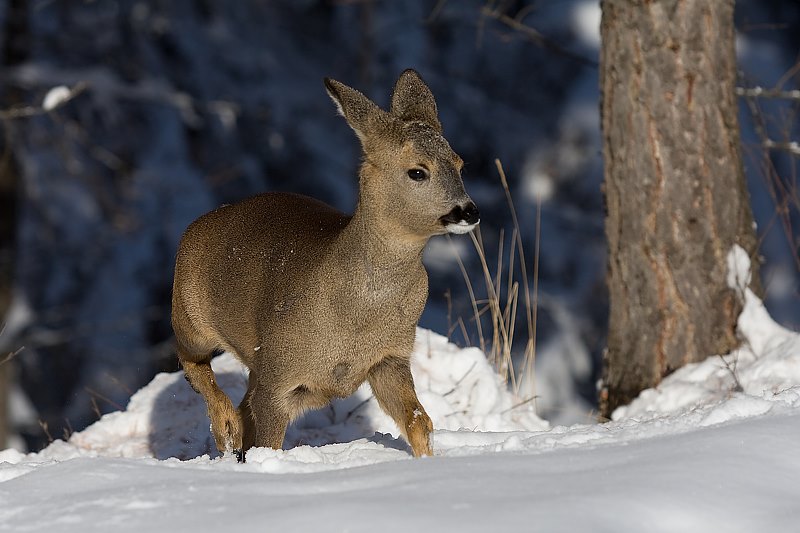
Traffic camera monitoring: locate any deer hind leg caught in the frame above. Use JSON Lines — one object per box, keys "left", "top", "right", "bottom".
{"left": 177, "top": 344, "right": 243, "bottom": 460}
{"left": 368, "top": 355, "right": 433, "bottom": 457}
{"left": 238, "top": 373, "right": 257, "bottom": 454}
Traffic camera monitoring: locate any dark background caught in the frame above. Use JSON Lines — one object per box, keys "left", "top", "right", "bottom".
{"left": 1, "top": 0, "right": 798, "bottom": 450}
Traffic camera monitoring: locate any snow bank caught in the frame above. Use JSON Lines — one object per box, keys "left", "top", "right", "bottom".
{"left": 1, "top": 243, "right": 799, "bottom": 486}
{"left": 2, "top": 246, "right": 800, "bottom": 531}
{"left": 0, "top": 329, "right": 546, "bottom": 470}
{"left": 613, "top": 245, "right": 800, "bottom": 425}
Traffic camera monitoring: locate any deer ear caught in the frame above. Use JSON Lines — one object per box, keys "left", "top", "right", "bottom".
{"left": 390, "top": 69, "right": 442, "bottom": 133}
{"left": 324, "top": 77, "right": 389, "bottom": 143}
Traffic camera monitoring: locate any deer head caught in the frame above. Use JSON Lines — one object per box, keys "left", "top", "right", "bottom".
{"left": 324, "top": 69, "right": 479, "bottom": 243}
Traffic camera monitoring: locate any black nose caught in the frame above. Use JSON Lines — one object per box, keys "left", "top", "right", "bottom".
{"left": 440, "top": 201, "right": 481, "bottom": 225}
{"left": 461, "top": 202, "right": 480, "bottom": 225}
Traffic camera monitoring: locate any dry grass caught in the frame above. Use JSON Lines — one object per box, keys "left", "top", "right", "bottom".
{"left": 449, "top": 159, "right": 541, "bottom": 398}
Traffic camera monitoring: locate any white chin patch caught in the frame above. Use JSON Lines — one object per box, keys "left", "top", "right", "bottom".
{"left": 446, "top": 220, "right": 479, "bottom": 234}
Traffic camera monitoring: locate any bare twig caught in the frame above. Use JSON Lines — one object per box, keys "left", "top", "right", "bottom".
{"left": 739, "top": 68, "right": 800, "bottom": 274}
{"left": 718, "top": 353, "right": 743, "bottom": 393}
{"left": 480, "top": 6, "right": 597, "bottom": 68}
{"left": 527, "top": 194, "right": 542, "bottom": 401}
{"left": 735, "top": 86, "right": 800, "bottom": 101}
{"left": 38, "top": 420, "right": 53, "bottom": 443}
{"left": 425, "top": 0, "right": 449, "bottom": 23}
{"left": 443, "top": 361, "right": 478, "bottom": 397}
{"left": 63, "top": 418, "right": 74, "bottom": 441}
{"left": 456, "top": 316, "right": 470, "bottom": 348}
{"left": 84, "top": 386, "right": 125, "bottom": 412}
{"left": 89, "top": 397, "right": 102, "bottom": 420}
{"left": 449, "top": 234, "right": 485, "bottom": 353}
{"left": 345, "top": 395, "right": 373, "bottom": 421}
{"left": 0, "top": 82, "right": 88, "bottom": 120}
{"left": 499, "top": 394, "right": 539, "bottom": 414}
{"left": 0, "top": 346, "right": 24, "bottom": 366}
{"left": 760, "top": 139, "right": 800, "bottom": 156}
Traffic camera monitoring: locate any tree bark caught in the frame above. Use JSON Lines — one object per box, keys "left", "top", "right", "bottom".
{"left": 599, "top": 0, "right": 759, "bottom": 417}
{"left": 0, "top": 0, "right": 30, "bottom": 449}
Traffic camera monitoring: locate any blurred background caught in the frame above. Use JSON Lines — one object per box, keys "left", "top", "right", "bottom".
{"left": 0, "top": 0, "right": 798, "bottom": 451}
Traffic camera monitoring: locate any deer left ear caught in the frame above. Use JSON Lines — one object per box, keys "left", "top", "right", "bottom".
{"left": 390, "top": 69, "right": 442, "bottom": 133}
{"left": 325, "top": 77, "right": 392, "bottom": 144}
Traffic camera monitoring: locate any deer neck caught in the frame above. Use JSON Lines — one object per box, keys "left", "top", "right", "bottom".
{"left": 343, "top": 202, "right": 425, "bottom": 274}
{"left": 334, "top": 172, "right": 427, "bottom": 294}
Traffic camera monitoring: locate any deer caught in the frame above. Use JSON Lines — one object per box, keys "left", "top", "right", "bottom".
{"left": 171, "top": 69, "right": 479, "bottom": 462}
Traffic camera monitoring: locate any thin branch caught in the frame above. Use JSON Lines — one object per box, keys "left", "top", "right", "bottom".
{"left": 480, "top": 6, "right": 597, "bottom": 68}
{"left": 443, "top": 361, "right": 478, "bottom": 397}
{"left": 0, "top": 82, "right": 88, "bottom": 120}
{"left": 718, "top": 353, "right": 743, "bottom": 393}
{"left": 448, "top": 234, "right": 485, "bottom": 353}
{"left": 345, "top": 395, "right": 374, "bottom": 421}
{"left": 425, "top": 0, "right": 449, "bottom": 23}
{"left": 0, "top": 346, "right": 24, "bottom": 366}
{"left": 499, "top": 394, "right": 539, "bottom": 414}
{"left": 735, "top": 87, "right": 800, "bottom": 101}
{"left": 761, "top": 139, "right": 800, "bottom": 156}
{"left": 84, "top": 386, "right": 125, "bottom": 412}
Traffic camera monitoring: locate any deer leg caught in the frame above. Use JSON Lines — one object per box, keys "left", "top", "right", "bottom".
{"left": 178, "top": 346, "right": 243, "bottom": 459}
{"left": 368, "top": 355, "right": 433, "bottom": 457}
{"left": 248, "top": 377, "right": 290, "bottom": 450}
{"left": 238, "top": 373, "right": 257, "bottom": 454}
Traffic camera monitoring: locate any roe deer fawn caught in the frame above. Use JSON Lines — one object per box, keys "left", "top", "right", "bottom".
{"left": 171, "top": 69, "right": 479, "bottom": 461}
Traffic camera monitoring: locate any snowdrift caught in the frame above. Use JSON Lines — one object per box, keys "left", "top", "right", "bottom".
{"left": 1, "top": 246, "right": 799, "bottom": 474}
{"left": 1, "top": 246, "right": 799, "bottom": 531}
{"left": 0, "top": 328, "right": 547, "bottom": 470}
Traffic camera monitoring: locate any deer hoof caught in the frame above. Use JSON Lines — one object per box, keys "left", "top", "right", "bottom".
{"left": 234, "top": 448, "right": 246, "bottom": 463}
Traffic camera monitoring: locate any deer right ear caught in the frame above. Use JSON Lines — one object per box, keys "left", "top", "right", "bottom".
{"left": 324, "top": 77, "right": 388, "bottom": 143}
{"left": 390, "top": 69, "right": 442, "bottom": 133}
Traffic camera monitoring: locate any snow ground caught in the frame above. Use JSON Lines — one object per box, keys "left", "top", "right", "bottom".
{"left": 1, "top": 247, "right": 799, "bottom": 531}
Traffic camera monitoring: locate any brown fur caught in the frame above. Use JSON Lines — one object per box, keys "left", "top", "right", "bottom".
{"left": 171, "top": 70, "right": 477, "bottom": 459}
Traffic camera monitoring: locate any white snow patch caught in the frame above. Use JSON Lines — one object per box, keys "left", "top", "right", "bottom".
{"left": 571, "top": 1, "right": 602, "bottom": 48}
{"left": 42, "top": 85, "right": 73, "bottom": 111}
{"left": 726, "top": 243, "right": 751, "bottom": 293}
{"left": 423, "top": 236, "right": 467, "bottom": 272}
{"left": 523, "top": 169, "right": 555, "bottom": 202}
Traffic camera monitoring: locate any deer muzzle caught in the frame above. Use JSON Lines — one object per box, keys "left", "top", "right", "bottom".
{"left": 441, "top": 201, "right": 480, "bottom": 234}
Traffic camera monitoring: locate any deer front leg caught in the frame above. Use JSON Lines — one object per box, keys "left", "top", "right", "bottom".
{"left": 248, "top": 376, "right": 290, "bottom": 451}
{"left": 237, "top": 373, "right": 257, "bottom": 454}
{"left": 368, "top": 355, "right": 433, "bottom": 457}
{"left": 179, "top": 354, "right": 243, "bottom": 459}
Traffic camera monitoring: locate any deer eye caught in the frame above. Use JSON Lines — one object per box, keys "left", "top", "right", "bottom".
{"left": 407, "top": 168, "right": 428, "bottom": 181}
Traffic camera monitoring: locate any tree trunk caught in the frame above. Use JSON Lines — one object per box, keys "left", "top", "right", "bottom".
{"left": 0, "top": 0, "right": 30, "bottom": 449}
{"left": 0, "top": 149, "right": 19, "bottom": 450}
{"left": 599, "top": 0, "right": 759, "bottom": 417}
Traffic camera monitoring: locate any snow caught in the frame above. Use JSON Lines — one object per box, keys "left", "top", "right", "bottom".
{"left": 2, "top": 245, "right": 800, "bottom": 530}
{"left": 41, "top": 85, "right": 73, "bottom": 111}
{"left": 571, "top": 1, "right": 602, "bottom": 49}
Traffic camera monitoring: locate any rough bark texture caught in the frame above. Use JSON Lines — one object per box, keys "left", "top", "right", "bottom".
{"left": 599, "top": 0, "right": 760, "bottom": 417}
{"left": 0, "top": 149, "right": 18, "bottom": 449}
{"left": 0, "top": 0, "right": 29, "bottom": 448}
